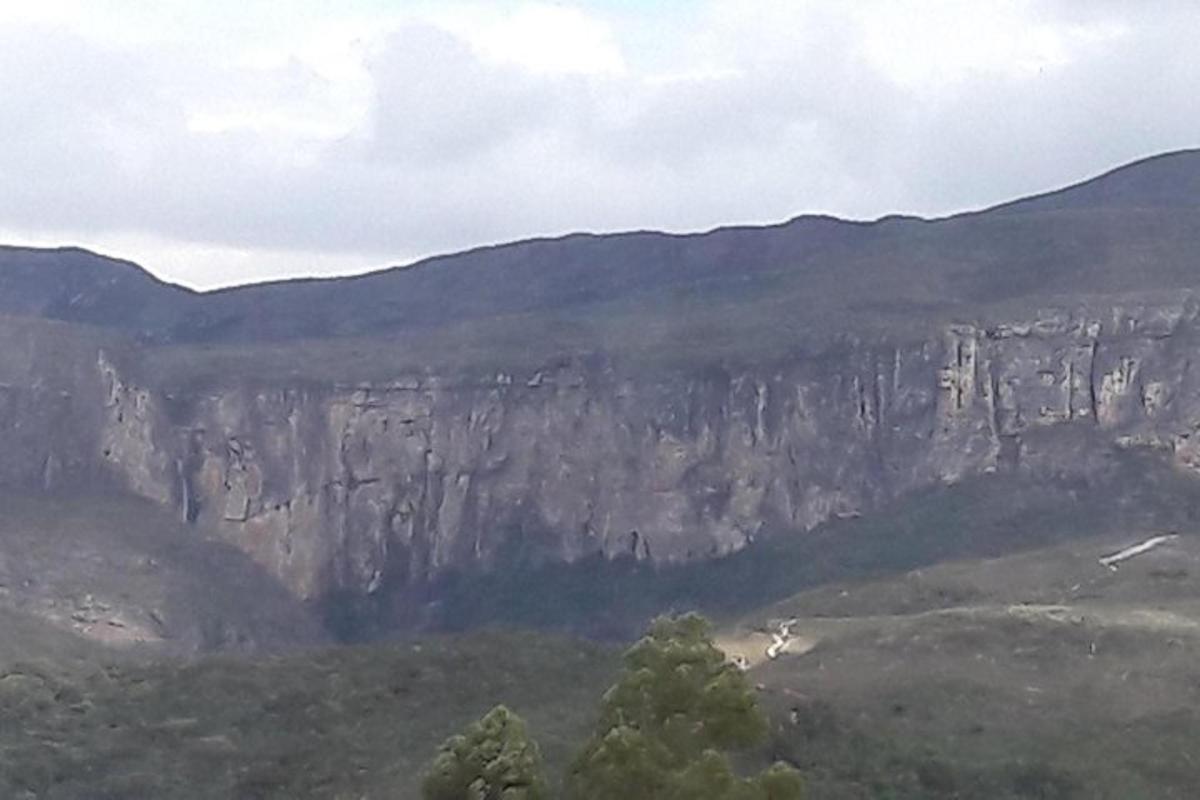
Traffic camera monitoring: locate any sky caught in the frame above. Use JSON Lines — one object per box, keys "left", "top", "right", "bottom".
{"left": 0, "top": 0, "right": 1197, "bottom": 289}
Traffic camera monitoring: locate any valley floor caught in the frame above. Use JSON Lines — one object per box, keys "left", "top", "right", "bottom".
{"left": 7, "top": 456, "right": 1200, "bottom": 798}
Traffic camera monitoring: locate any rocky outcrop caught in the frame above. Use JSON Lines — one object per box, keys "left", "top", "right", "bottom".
{"left": 0, "top": 321, "right": 327, "bottom": 652}
{"left": 45, "top": 298, "right": 1195, "bottom": 622}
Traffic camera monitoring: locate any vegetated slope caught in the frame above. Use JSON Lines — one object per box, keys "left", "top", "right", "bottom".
{"left": 428, "top": 449, "right": 1200, "bottom": 637}
{"left": 0, "top": 490, "right": 326, "bottom": 654}
{"left": 0, "top": 246, "right": 194, "bottom": 340}
{"left": 0, "top": 605, "right": 111, "bottom": 672}
{"left": 0, "top": 630, "right": 618, "bottom": 800}
{"left": 10, "top": 510, "right": 1200, "bottom": 800}
{"left": 990, "top": 148, "right": 1200, "bottom": 215}
{"left": 2, "top": 149, "right": 1200, "bottom": 358}
{"left": 3, "top": 453, "right": 1198, "bottom": 800}
{"left": 732, "top": 530, "right": 1200, "bottom": 799}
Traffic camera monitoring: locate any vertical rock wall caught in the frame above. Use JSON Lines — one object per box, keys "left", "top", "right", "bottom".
{"left": 9, "top": 303, "right": 1200, "bottom": 618}
{"left": 0, "top": 319, "right": 111, "bottom": 490}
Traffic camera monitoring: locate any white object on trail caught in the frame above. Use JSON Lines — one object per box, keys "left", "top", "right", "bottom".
{"left": 766, "top": 618, "right": 799, "bottom": 659}
{"left": 767, "top": 633, "right": 788, "bottom": 659}
{"left": 1098, "top": 534, "right": 1178, "bottom": 571}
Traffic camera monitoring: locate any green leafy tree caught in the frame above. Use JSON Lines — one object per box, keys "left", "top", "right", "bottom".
{"left": 566, "top": 613, "right": 804, "bottom": 800}
{"left": 421, "top": 705, "right": 549, "bottom": 800}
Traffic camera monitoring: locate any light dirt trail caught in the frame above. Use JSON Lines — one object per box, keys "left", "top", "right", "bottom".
{"left": 1099, "top": 534, "right": 1178, "bottom": 569}
{"left": 717, "top": 600, "right": 1200, "bottom": 671}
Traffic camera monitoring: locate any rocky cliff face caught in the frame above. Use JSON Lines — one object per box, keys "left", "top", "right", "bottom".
{"left": 44, "top": 296, "right": 1191, "bottom": 623}
{"left": 0, "top": 319, "right": 113, "bottom": 491}
{"left": 0, "top": 320, "right": 327, "bottom": 652}
{"left": 6, "top": 152, "right": 1200, "bottom": 636}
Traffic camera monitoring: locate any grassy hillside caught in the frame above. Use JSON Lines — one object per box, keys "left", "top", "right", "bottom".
{"left": 0, "top": 606, "right": 111, "bottom": 672}
{"left": 0, "top": 490, "right": 325, "bottom": 654}
{"left": 738, "top": 530, "right": 1200, "bottom": 799}
{"left": 0, "top": 630, "right": 618, "bottom": 800}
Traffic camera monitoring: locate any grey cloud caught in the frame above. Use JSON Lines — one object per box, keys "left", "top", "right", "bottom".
{"left": 0, "top": 4, "right": 1198, "bottom": 285}
{"left": 362, "top": 24, "right": 560, "bottom": 163}
{"left": 899, "top": 9, "right": 1200, "bottom": 213}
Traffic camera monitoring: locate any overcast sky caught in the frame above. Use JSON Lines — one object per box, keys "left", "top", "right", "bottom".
{"left": 0, "top": 0, "right": 1197, "bottom": 289}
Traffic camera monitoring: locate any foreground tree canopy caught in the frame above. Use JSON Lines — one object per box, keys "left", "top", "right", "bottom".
{"left": 423, "top": 613, "right": 803, "bottom": 800}
{"left": 567, "top": 613, "right": 803, "bottom": 800}
{"left": 422, "top": 705, "right": 549, "bottom": 800}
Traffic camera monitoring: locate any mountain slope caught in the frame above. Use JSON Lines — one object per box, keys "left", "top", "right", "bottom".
{"left": 2, "top": 149, "right": 1200, "bottom": 351}
{"left": 731, "top": 529, "right": 1200, "bottom": 799}
{"left": 988, "top": 148, "right": 1200, "bottom": 215}
{"left": 0, "top": 490, "right": 327, "bottom": 654}
{"left": 0, "top": 245, "right": 194, "bottom": 340}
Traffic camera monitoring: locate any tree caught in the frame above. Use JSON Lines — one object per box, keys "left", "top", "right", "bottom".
{"left": 566, "top": 613, "right": 804, "bottom": 800}
{"left": 421, "top": 705, "right": 549, "bottom": 800}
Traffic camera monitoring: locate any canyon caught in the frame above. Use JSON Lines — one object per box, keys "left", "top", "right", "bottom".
{"left": 4, "top": 150, "right": 1200, "bottom": 632}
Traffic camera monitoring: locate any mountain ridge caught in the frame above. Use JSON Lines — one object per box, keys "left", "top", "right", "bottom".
{"left": 2, "top": 148, "right": 1198, "bottom": 346}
